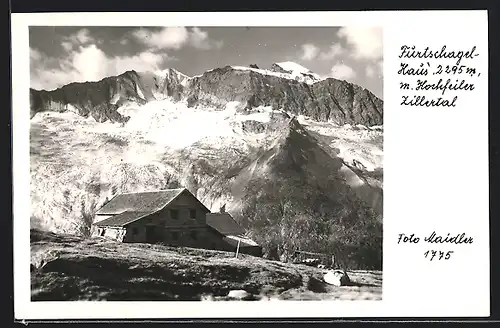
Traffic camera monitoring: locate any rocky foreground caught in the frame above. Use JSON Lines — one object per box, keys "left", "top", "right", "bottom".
{"left": 31, "top": 229, "right": 382, "bottom": 301}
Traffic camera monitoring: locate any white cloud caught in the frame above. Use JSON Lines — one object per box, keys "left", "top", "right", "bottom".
{"left": 337, "top": 27, "right": 382, "bottom": 60}
{"left": 213, "top": 40, "right": 224, "bottom": 49}
{"left": 30, "top": 44, "right": 171, "bottom": 91}
{"left": 30, "top": 47, "right": 42, "bottom": 61}
{"left": 189, "top": 27, "right": 224, "bottom": 50}
{"left": 61, "top": 41, "right": 73, "bottom": 52}
{"left": 330, "top": 62, "right": 356, "bottom": 80}
{"left": 190, "top": 27, "right": 209, "bottom": 49}
{"left": 319, "top": 43, "right": 346, "bottom": 60}
{"left": 365, "top": 65, "right": 376, "bottom": 78}
{"left": 72, "top": 28, "right": 94, "bottom": 44}
{"left": 60, "top": 28, "right": 96, "bottom": 52}
{"left": 130, "top": 27, "right": 223, "bottom": 51}
{"left": 132, "top": 27, "right": 189, "bottom": 50}
{"left": 112, "top": 51, "right": 169, "bottom": 74}
{"left": 365, "top": 59, "right": 383, "bottom": 79}
{"left": 120, "top": 39, "right": 129, "bottom": 45}
{"left": 70, "top": 45, "right": 109, "bottom": 82}
{"left": 300, "top": 43, "right": 320, "bottom": 61}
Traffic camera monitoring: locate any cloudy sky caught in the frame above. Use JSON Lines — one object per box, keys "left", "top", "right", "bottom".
{"left": 29, "top": 26, "right": 383, "bottom": 99}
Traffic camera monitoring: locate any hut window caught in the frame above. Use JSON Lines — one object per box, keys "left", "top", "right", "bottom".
{"left": 170, "top": 209, "right": 179, "bottom": 220}
{"left": 100, "top": 229, "right": 105, "bottom": 236}
{"left": 189, "top": 209, "right": 196, "bottom": 219}
{"left": 171, "top": 231, "right": 178, "bottom": 240}
{"left": 132, "top": 227, "right": 138, "bottom": 235}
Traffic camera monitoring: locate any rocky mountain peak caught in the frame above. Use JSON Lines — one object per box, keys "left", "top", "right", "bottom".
{"left": 30, "top": 61, "right": 383, "bottom": 127}
{"left": 270, "top": 63, "right": 290, "bottom": 74}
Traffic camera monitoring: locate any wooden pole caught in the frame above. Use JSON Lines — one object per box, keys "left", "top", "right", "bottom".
{"left": 235, "top": 238, "right": 241, "bottom": 258}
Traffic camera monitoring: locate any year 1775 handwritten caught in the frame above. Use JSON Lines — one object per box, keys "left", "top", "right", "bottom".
{"left": 397, "top": 231, "right": 473, "bottom": 261}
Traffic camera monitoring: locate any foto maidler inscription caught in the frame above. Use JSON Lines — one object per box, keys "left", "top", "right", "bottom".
{"left": 397, "top": 232, "right": 474, "bottom": 261}
{"left": 397, "top": 45, "right": 480, "bottom": 107}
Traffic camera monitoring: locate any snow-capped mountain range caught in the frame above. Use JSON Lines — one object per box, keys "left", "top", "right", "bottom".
{"left": 30, "top": 61, "right": 383, "bottom": 265}
{"left": 30, "top": 61, "right": 383, "bottom": 126}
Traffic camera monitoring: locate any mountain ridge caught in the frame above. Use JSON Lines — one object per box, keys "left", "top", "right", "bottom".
{"left": 30, "top": 62, "right": 383, "bottom": 127}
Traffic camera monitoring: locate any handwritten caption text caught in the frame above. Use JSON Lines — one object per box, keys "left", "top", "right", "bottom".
{"left": 397, "top": 232, "right": 473, "bottom": 261}
{"left": 398, "top": 45, "right": 480, "bottom": 107}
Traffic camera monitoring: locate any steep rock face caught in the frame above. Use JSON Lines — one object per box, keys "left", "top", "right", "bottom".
{"left": 30, "top": 63, "right": 383, "bottom": 126}
{"left": 183, "top": 66, "right": 382, "bottom": 125}
{"left": 137, "top": 68, "right": 189, "bottom": 101}
{"left": 227, "top": 116, "right": 382, "bottom": 221}
{"left": 29, "top": 68, "right": 191, "bottom": 122}
{"left": 311, "top": 79, "right": 383, "bottom": 127}
{"left": 30, "top": 70, "right": 146, "bottom": 123}
{"left": 270, "top": 63, "right": 291, "bottom": 74}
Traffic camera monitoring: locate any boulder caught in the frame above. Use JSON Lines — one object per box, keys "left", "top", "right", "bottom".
{"left": 227, "top": 289, "right": 251, "bottom": 300}
{"left": 323, "top": 270, "right": 350, "bottom": 287}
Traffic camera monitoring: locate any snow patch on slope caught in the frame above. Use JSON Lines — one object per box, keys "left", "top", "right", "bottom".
{"left": 275, "top": 61, "right": 311, "bottom": 73}
{"left": 106, "top": 99, "right": 273, "bottom": 150}
{"left": 231, "top": 63, "right": 323, "bottom": 85}
{"left": 135, "top": 83, "right": 146, "bottom": 100}
{"left": 154, "top": 68, "right": 191, "bottom": 80}
{"left": 233, "top": 106, "right": 275, "bottom": 124}
{"left": 275, "top": 61, "right": 323, "bottom": 83}
{"left": 297, "top": 115, "right": 383, "bottom": 172}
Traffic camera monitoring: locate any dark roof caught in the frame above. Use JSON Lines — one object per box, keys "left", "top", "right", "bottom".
{"left": 206, "top": 213, "right": 244, "bottom": 236}
{"left": 94, "top": 211, "right": 150, "bottom": 227}
{"left": 95, "top": 188, "right": 209, "bottom": 215}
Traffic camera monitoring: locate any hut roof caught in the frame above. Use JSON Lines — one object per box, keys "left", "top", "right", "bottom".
{"left": 206, "top": 213, "right": 245, "bottom": 236}
{"left": 95, "top": 188, "right": 209, "bottom": 216}
{"left": 94, "top": 211, "right": 150, "bottom": 227}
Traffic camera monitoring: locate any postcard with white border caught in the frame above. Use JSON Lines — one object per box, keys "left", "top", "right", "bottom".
{"left": 12, "top": 10, "right": 490, "bottom": 320}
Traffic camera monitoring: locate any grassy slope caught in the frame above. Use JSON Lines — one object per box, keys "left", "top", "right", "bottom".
{"left": 31, "top": 229, "right": 382, "bottom": 301}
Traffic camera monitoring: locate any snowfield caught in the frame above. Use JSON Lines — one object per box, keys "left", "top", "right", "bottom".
{"left": 231, "top": 61, "right": 324, "bottom": 85}
{"left": 297, "top": 116, "right": 383, "bottom": 172}
{"left": 30, "top": 98, "right": 383, "bottom": 234}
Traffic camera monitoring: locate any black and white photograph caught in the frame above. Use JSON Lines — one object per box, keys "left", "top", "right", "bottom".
{"left": 29, "top": 26, "right": 384, "bottom": 302}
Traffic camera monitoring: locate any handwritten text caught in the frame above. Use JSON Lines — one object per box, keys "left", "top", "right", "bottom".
{"left": 398, "top": 45, "right": 480, "bottom": 107}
